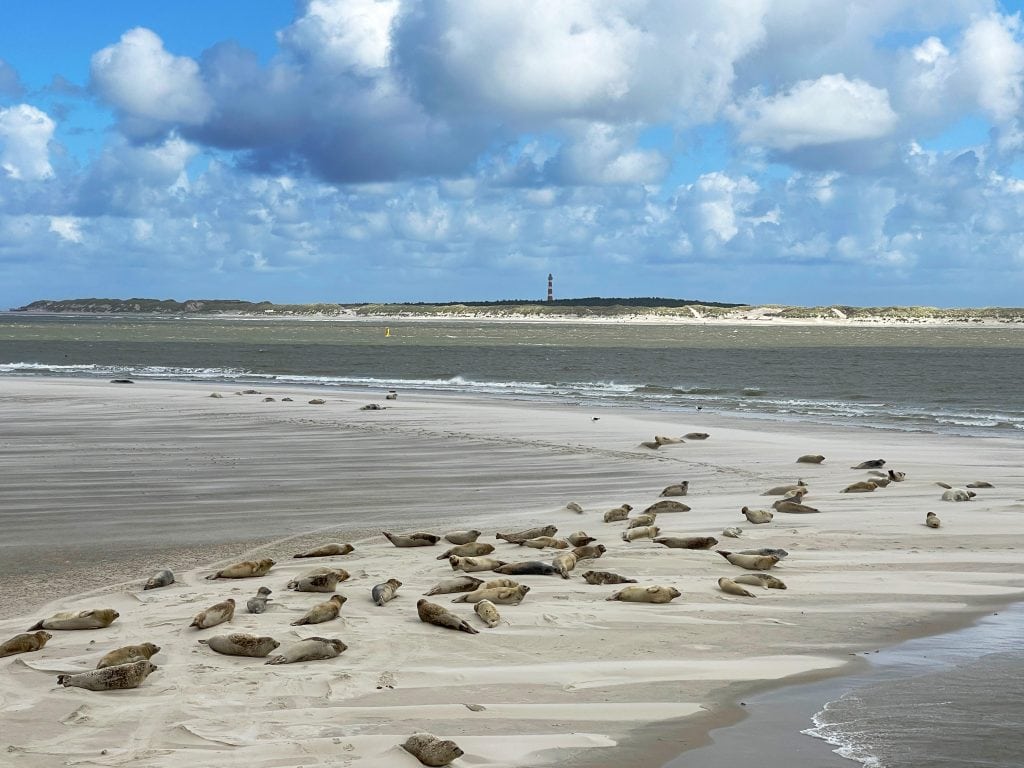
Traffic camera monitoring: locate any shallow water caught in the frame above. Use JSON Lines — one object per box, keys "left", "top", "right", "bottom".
{"left": 2, "top": 314, "right": 1022, "bottom": 438}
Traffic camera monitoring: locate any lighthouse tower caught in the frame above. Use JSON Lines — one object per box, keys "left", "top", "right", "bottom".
{"left": 547, "top": 273, "right": 554, "bottom": 303}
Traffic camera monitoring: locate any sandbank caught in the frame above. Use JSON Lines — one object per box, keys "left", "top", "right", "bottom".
{"left": 1, "top": 377, "right": 1022, "bottom": 767}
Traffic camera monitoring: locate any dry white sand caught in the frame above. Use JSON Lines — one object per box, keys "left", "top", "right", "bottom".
{"left": 1, "top": 377, "right": 1023, "bottom": 767}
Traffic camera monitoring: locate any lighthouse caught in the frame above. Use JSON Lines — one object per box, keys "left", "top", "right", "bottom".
{"left": 547, "top": 273, "right": 553, "bottom": 303}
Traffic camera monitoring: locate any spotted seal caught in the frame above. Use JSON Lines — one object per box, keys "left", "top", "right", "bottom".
{"left": 451, "top": 585, "right": 530, "bottom": 605}
{"left": 292, "top": 543, "right": 354, "bottom": 558}
{"left": 718, "top": 577, "right": 757, "bottom": 597}
{"left": 659, "top": 481, "right": 689, "bottom": 497}
{"left": 496, "top": 525, "right": 558, "bottom": 544}
{"left": 606, "top": 585, "right": 681, "bottom": 603}
{"left": 416, "top": 599, "right": 478, "bottom": 634}
{"left": 29, "top": 608, "right": 119, "bottom": 631}
{"left": 717, "top": 551, "right": 781, "bottom": 570}
{"left": 57, "top": 660, "right": 156, "bottom": 691}
{"left": 96, "top": 642, "right": 160, "bottom": 669}
{"left": 206, "top": 559, "right": 275, "bottom": 580}
{"left": 247, "top": 586, "right": 273, "bottom": 614}
{"left": 189, "top": 599, "right": 235, "bottom": 629}
{"left": 444, "top": 530, "right": 482, "bottom": 545}
{"left": 199, "top": 633, "right": 280, "bottom": 658}
{"left": 423, "top": 576, "right": 484, "bottom": 596}
{"left": 291, "top": 595, "right": 346, "bottom": 626}
{"left": 653, "top": 536, "right": 718, "bottom": 550}
{"left": 474, "top": 600, "right": 501, "bottom": 628}
{"left": 642, "top": 500, "right": 690, "bottom": 514}
{"left": 733, "top": 573, "right": 787, "bottom": 590}
{"left": 383, "top": 531, "right": 439, "bottom": 547}
{"left": 582, "top": 570, "right": 637, "bottom": 585}
{"left": 372, "top": 578, "right": 402, "bottom": 606}
{"left": 143, "top": 569, "right": 175, "bottom": 590}
{"left": 492, "top": 561, "right": 562, "bottom": 577}
{"left": 265, "top": 637, "right": 347, "bottom": 664}
{"left": 0, "top": 631, "right": 52, "bottom": 658}
{"left": 437, "top": 542, "right": 496, "bottom": 559}
{"left": 741, "top": 506, "right": 773, "bottom": 524}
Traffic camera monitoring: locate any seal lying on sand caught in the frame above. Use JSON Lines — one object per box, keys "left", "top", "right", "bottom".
{"left": 452, "top": 585, "right": 530, "bottom": 605}
{"left": 292, "top": 595, "right": 346, "bottom": 626}
{"left": 583, "top": 571, "right": 637, "bottom": 585}
{"left": 449, "top": 556, "right": 506, "bottom": 572}
{"left": 287, "top": 568, "right": 350, "bottom": 592}
{"left": 437, "top": 542, "right": 495, "bottom": 559}
{"left": 603, "top": 505, "right": 633, "bottom": 523}
{"left": 772, "top": 499, "right": 820, "bottom": 513}
{"left": 622, "top": 525, "right": 659, "bottom": 542}
{"left": 416, "top": 599, "right": 478, "bottom": 634}
{"left": 733, "top": 573, "right": 787, "bottom": 590}
{"left": 190, "top": 599, "right": 235, "bottom": 629}
{"left": 96, "top": 642, "right": 159, "bottom": 669}
{"left": 444, "top": 530, "right": 481, "bottom": 545}
{"left": 739, "top": 547, "right": 788, "bottom": 559}
{"left": 659, "top": 481, "right": 689, "bottom": 497}
{"left": 643, "top": 500, "right": 690, "bottom": 514}
{"left": 474, "top": 600, "right": 501, "bottom": 628}
{"left": 926, "top": 511, "right": 941, "bottom": 528}
{"left": 206, "top": 559, "right": 275, "bottom": 579}
{"left": 722, "top": 526, "right": 743, "bottom": 538}
{"left": 565, "top": 502, "right": 585, "bottom": 513}
{"left": 0, "top": 631, "right": 52, "bottom": 658}
{"left": 58, "top": 660, "right": 156, "bottom": 691}
{"left": 518, "top": 536, "right": 569, "bottom": 549}
{"left": 265, "top": 637, "right": 347, "bottom": 664}
{"left": 402, "top": 732, "right": 465, "bottom": 767}
{"left": 741, "top": 506, "right": 773, "bottom": 524}
{"left": 383, "top": 531, "right": 439, "bottom": 547}
{"left": 293, "top": 543, "right": 354, "bottom": 558}
{"left": 796, "top": 454, "right": 825, "bottom": 464}
{"left": 492, "top": 561, "right": 562, "bottom": 577}
{"left": 842, "top": 481, "right": 878, "bottom": 493}
{"left": 718, "top": 577, "right": 757, "bottom": 597}
{"left": 654, "top": 536, "right": 718, "bottom": 550}
{"left": 606, "top": 585, "right": 681, "bottom": 603}
{"left": 762, "top": 481, "right": 807, "bottom": 496}
{"left": 247, "top": 587, "right": 273, "bottom": 614}
{"left": 684, "top": 432, "right": 710, "bottom": 440}
{"left": 372, "top": 578, "right": 402, "bottom": 606}
{"left": 144, "top": 569, "right": 174, "bottom": 590}
{"left": 940, "top": 488, "right": 975, "bottom": 502}
{"left": 852, "top": 459, "right": 886, "bottom": 469}
{"left": 423, "top": 576, "right": 484, "bottom": 595}
{"left": 566, "top": 531, "right": 596, "bottom": 546}
{"left": 496, "top": 525, "right": 558, "bottom": 544}
{"left": 627, "top": 513, "right": 657, "bottom": 529}
{"left": 966, "top": 481, "right": 994, "bottom": 488}
{"left": 29, "top": 609, "right": 119, "bottom": 631}
{"left": 572, "top": 544, "right": 606, "bottom": 560}
{"left": 200, "top": 633, "right": 280, "bottom": 657}
{"left": 552, "top": 552, "right": 578, "bottom": 579}
{"left": 717, "top": 551, "right": 781, "bottom": 570}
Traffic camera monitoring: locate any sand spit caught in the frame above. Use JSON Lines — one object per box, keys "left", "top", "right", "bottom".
{"left": 1, "top": 378, "right": 1023, "bottom": 767}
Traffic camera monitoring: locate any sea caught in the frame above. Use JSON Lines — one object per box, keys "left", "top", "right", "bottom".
{"left": 2, "top": 312, "right": 1023, "bottom": 767}
{"left": 1, "top": 313, "right": 1022, "bottom": 438}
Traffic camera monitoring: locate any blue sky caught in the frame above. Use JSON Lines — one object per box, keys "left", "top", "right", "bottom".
{"left": 3, "top": 1, "right": 1024, "bottom": 308}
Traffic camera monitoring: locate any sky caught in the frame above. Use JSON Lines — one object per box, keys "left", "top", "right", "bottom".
{"left": 3, "top": 1, "right": 1024, "bottom": 308}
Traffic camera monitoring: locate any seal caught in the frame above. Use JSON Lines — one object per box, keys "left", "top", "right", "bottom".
{"left": 496, "top": 525, "right": 558, "bottom": 544}
{"left": 0, "top": 630, "right": 52, "bottom": 658}
{"left": 199, "top": 633, "right": 280, "bottom": 658}
{"left": 206, "top": 558, "right": 275, "bottom": 580}
{"left": 402, "top": 732, "right": 465, "bottom": 767}
{"left": 733, "top": 573, "right": 787, "bottom": 590}
{"left": 292, "top": 543, "right": 354, "bottom": 558}
{"left": 474, "top": 600, "right": 501, "bottom": 628}
{"left": 640, "top": 440, "right": 662, "bottom": 449}
{"left": 772, "top": 499, "right": 820, "bottom": 513}
{"left": 870, "top": 477, "right": 891, "bottom": 488}
{"left": 851, "top": 459, "right": 886, "bottom": 469}
{"left": 741, "top": 506, "right": 773, "bottom": 524}
{"left": 622, "top": 525, "right": 660, "bottom": 542}
{"left": 566, "top": 531, "right": 596, "bottom": 546}
{"left": 552, "top": 552, "right": 579, "bottom": 579}
{"left": 29, "top": 608, "right": 119, "bottom": 631}
{"left": 654, "top": 435, "right": 684, "bottom": 445}
{"left": 287, "top": 568, "right": 350, "bottom": 592}
{"left": 144, "top": 569, "right": 174, "bottom": 590}
{"left": 444, "top": 530, "right": 481, "bottom": 545}
{"left": 452, "top": 585, "right": 531, "bottom": 605}
{"left": 383, "top": 531, "right": 439, "bottom": 547}
{"left": 423, "top": 576, "right": 484, "bottom": 596}
{"left": 492, "top": 561, "right": 562, "bottom": 577}
{"left": 416, "top": 599, "right": 479, "bottom": 634}
{"left": 58, "top": 660, "right": 157, "bottom": 691}
{"left": 481, "top": 578, "right": 521, "bottom": 589}
{"left": 941, "top": 488, "right": 975, "bottom": 501}
{"left": 659, "top": 481, "right": 689, "bottom": 497}
{"left": 888, "top": 470, "right": 907, "bottom": 482}
{"left": 518, "top": 536, "right": 569, "bottom": 550}
{"left": 572, "top": 544, "right": 607, "bottom": 560}
{"left": 796, "top": 454, "right": 825, "bottom": 464}
{"left": 449, "top": 556, "right": 506, "bottom": 573}
{"left": 842, "top": 481, "right": 878, "bottom": 493}
{"left": 372, "top": 578, "right": 402, "bottom": 606}
{"left": 926, "top": 511, "right": 941, "bottom": 528}
{"left": 190, "top": 599, "right": 235, "bottom": 629}
{"left": 684, "top": 432, "right": 710, "bottom": 440}
{"left": 603, "top": 505, "right": 633, "bottom": 523}
{"left": 762, "top": 481, "right": 807, "bottom": 496}
{"left": 565, "top": 502, "right": 585, "bottom": 513}
{"left": 718, "top": 577, "right": 757, "bottom": 597}
{"left": 627, "top": 513, "right": 658, "bottom": 529}
{"left": 717, "top": 551, "right": 781, "bottom": 570}
{"left": 437, "top": 542, "right": 496, "bottom": 559}
{"left": 721, "top": 526, "right": 743, "bottom": 538}
{"left": 291, "top": 595, "right": 346, "bottom": 625}
{"left": 265, "top": 637, "right": 348, "bottom": 664}
{"left": 966, "top": 481, "right": 994, "bottom": 488}
{"left": 606, "top": 585, "right": 681, "bottom": 603}
{"left": 739, "top": 547, "right": 789, "bottom": 559}
{"left": 247, "top": 586, "right": 273, "bottom": 614}
{"left": 96, "top": 642, "right": 160, "bottom": 669}
{"left": 642, "top": 500, "right": 690, "bottom": 514}
{"left": 653, "top": 536, "right": 718, "bottom": 549}
{"left": 583, "top": 570, "right": 637, "bottom": 585}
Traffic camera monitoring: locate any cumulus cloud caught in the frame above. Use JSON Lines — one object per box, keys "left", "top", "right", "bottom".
{"left": 90, "top": 28, "right": 213, "bottom": 136}
{"left": 730, "top": 74, "right": 898, "bottom": 151}
{"left": 0, "top": 104, "right": 55, "bottom": 181}
{"left": 49, "top": 216, "right": 83, "bottom": 243}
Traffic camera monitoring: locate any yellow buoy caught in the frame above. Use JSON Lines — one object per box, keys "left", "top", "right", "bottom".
{"left": 385, "top": 327, "right": 391, "bottom": 337}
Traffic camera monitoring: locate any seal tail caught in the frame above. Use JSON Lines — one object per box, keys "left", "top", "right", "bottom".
{"left": 716, "top": 551, "right": 731, "bottom": 559}
{"left": 290, "top": 618, "right": 308, "bottom": 626}
{"left": 28, "top": 619, "right": 44, "bottom": 631}
{"left": 451, "top": 594, "right": 469, "bottom": 603}
{"left": 264, "top": 656, "right": 285, "bottom": 665}
{"left": 204, "top": 573, "right": 220, "bottom": 580}
{"left": 459, "top": 621, "right": 479, "bottom": 634}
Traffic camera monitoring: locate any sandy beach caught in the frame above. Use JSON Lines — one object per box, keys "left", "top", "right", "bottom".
{"left": 1, "top": 377, "right": 1023, "bottom": 767}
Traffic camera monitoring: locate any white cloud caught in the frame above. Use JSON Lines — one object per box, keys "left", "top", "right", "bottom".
{"left": 278, "top": 0, "right": 400, "bottom": 72}
{"left": 730, "top": 74, "right": 898, "bottom": 150}
{"left": 960, "top": 13, "right": 1024, "bottom": 125}
{"left": 49, "top": 216, "right": 83, "bottom": 243}
{"left": 91, "top": 28, "right": 213, "bottom": 127}
{"left": 0, "top": 104, "right": 55, "bottom": 181}
{"left": 548, "top": 123, "right": 668, "bottom": 185}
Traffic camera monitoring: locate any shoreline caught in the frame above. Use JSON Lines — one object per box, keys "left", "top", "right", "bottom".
{"left": 2, "top": 377, "right": 1022, "bottom": 767}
